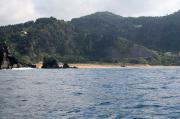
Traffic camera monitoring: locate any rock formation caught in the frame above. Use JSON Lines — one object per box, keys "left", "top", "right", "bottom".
{"left": 41, "top": 57, "right": 78, "bottom": 69}
{"left": 0, "top": 44, "right": 4, "bottom": 68}
{"left": 0, "top": 43, "right": 20, "bottom": 69}
{"left": 42, "top": 57, "right": 59, "bottom": 68}
{"left": 62, "top": 63, "right": 78, "bottom": 69}
{"left": 63, "top": 63, "right": 70, "bottom": 68}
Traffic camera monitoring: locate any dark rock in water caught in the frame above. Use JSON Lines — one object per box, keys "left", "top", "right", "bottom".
{"left": 0, "top": 43, "right": 7, "bottom": 69}
{"left": 8, "top": 55, "right": 20, "bottom": 68}
{"left": 0, "top": 52, "right": 3, "bottom": 69}
{"left": 72, "top": 66, "right": 78, "bottom": 69}
{"left": 121, "top": 64, "right": 126, "bottom": 67}
{"left": 62, "top": 63, "right": 78, "bottom": 69}
{"left": 0, "top": 42, "right": 21, "bottom": 69}
{"left": 63, "top": 63, "right": 70, "bottom": 68}
{"left": 0, "top": 42, "right": 36, "bottom": 69}
{"left": 27, "top": 64, "right": 36, "bottom": 68}
{"left": 42, "top": 57, "right": 59, "bottom": 68}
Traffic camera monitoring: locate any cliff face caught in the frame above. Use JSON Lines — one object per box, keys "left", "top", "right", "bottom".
{"left": 0, "top": 43, "right": 20, "bottom": 69}
{"left": 0, "top": 44, "right": 4, "bottom": 68}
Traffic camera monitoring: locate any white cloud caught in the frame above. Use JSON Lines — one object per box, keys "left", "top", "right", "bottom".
{"left": 103, "top": 0, "right": 180, "bottom": 17}
{"left": 32, "top": 0, "right": 110, "bottom": 20}
{"left": 0, "top": 0, "right": 39, "bottom": 25}
{"left": 0, "top": 0, "right": 180, "bottom": 25}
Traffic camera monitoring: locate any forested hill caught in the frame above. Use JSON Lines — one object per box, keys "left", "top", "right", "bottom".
{"left": 1, "top": 10, "right": 180, "bottom": 64}
{"left": 71, "top": 10, "right": 180, "bottom": 52}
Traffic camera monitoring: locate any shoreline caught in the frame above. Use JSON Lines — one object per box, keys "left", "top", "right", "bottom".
{"left": 35, "top": 63, "right": 180, "bottom": 69}
{"left": 66, "top": 63, "right": 178, "bottom": 68}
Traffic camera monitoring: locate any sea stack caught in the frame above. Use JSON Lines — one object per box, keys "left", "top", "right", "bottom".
{"left": 42, "top": 57, "right": 59, "bottom": 68}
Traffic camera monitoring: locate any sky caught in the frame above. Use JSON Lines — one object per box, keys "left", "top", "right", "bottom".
{"left": 0, "top": 0, "right": 180, "bottom": 25}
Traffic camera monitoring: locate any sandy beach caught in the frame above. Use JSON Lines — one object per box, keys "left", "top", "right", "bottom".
{"left": 36, "top": 63, "right": 151, "bottom": 68}
{"left": 35, "top": 63, "right": 178, "bottom": 69}
{"left": 69, "top": 63, "right": 152, "bottom": 68}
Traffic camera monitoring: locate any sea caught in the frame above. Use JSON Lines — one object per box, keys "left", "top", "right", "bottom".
{"left": 0, "top": 67, "right": 180, "bottom": 119}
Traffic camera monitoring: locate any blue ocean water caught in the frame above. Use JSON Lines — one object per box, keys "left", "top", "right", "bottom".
{"left": 0, "top": 67, "right": 180, "bottom": 119}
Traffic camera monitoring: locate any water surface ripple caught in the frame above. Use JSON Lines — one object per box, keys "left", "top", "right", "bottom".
{"left": 0, "top": 67, "right": 180, "bottom": 119}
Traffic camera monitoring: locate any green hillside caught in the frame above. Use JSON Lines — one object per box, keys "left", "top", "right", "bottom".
{"left": 1, "top": 10, "right": 180, "bottom": 65}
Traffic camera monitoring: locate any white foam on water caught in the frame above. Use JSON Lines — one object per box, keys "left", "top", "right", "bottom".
{"left": 12, "top": 67, "right": 34, "bottom": 70}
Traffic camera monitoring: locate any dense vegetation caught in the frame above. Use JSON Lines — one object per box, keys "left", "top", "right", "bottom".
{"left": 1, "top": 10, "right": 180, "bottom": 65}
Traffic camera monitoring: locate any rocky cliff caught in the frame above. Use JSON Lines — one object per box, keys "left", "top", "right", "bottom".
{"left": 0, "top": 43, "right": 20, "bottom": 69}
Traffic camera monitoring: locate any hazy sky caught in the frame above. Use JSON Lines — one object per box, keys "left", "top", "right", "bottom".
{"left": 0, "top": 0, "right": 180, "bottom": 25}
